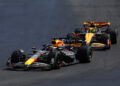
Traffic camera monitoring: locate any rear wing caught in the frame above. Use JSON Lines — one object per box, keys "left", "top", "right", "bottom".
{"left": 83, "top": 22, "right": 110, "bottom": 28}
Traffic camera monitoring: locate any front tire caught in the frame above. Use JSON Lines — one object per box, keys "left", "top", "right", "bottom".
{"left": 10, "top": 50, "right": 26, "bottom": 64}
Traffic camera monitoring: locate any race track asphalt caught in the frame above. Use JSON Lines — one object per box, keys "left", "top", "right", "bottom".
{"left": 0, "top": 0, "right": 120, "bottom": 86}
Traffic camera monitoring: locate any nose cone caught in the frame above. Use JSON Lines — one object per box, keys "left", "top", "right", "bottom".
{"left": 25, "top": 58, "right": 38, "bottom": 66}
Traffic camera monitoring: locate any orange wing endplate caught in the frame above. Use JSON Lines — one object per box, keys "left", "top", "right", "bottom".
{"left": 84, "top": 22, "right": 110, "bottom": 27}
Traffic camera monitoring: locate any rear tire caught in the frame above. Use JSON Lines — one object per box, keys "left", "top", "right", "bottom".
{"left": 76, "top": 46, "right": 92, "bottom": 63}
{"left": 67, "top": 33, "right": 75, "bottom": 39}
{"left": 74, "top": 28, "right": 82, "bottom": 33}
{"left": 101, "top": 34, "right": 111, "bottom": 49}
{"left": 106, "top": 29, "right": 117, "bottom": 44}
{"left": 49, "top": 52, "right": 63, "bottom": 69}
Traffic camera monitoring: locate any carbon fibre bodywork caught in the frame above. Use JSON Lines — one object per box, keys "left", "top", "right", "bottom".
{"left": 6, "top": 42, "right": 92, "bottom": 70}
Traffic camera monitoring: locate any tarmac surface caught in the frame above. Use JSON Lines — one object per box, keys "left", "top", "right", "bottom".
{"left": 0, "top": 0, "right": 120, "bottom": 86}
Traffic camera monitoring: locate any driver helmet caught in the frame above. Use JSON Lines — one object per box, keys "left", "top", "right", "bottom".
{"left": 51, "top": 40, "right": 65, "bottom": 46}
{"left": 88, "top": 27, "right": 97, "bottom": 33}
{"left": 91, "top": 28, "right": 96, "bottom": 33}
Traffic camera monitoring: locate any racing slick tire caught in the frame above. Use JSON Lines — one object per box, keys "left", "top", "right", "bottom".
{"left": 67, "top": 33, "right": 75, "bottom": 39}
{"left": 48, "top": 52, "right": 63, "bottom": 69}
{"left": 10, "top": 49, "right": 26, "bottom": 64}
{"left": 76, "top": 46, "right": 92, "bottom": 63}
{"left": 101, "top": 34, "right": 111, "bottom": 49}
{"left": 74, "top": 28, "right": 82, "bottom": 33}
{"left": 106, "top": 29, "right": 117, "bottom": 44}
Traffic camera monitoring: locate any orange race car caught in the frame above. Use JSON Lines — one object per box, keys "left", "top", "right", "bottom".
{"left": 67, "top": 21, "right": 118, "bottom": 49}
